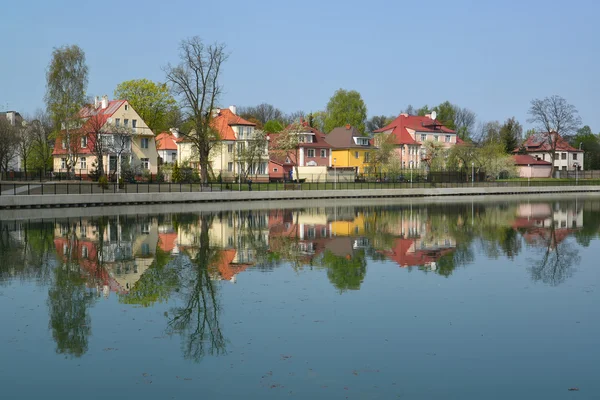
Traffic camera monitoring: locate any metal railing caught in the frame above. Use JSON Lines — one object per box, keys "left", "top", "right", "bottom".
{"left": 2, "top": 173, "right": 600, "bottom": 196}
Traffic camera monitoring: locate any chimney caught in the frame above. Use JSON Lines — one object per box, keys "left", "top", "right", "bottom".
{"left": 101, "top": 95, "right": 108, "bottom": 109}
{"left": 228, "top": 105, "right": 237, "bottom": 115}
{"left": 212, "top": 108, "right": 221, "bottom": 118}
{"left": 425, "top": 113, "right": 431, "bottom": 119}
{"left": 400, "top": 113, "right": 408, "bottom": 117}
{"left": 345, "top": 124, "right": 351, "bottom": 130}
{"left": 94, "top": 96, "right": 100, "bottom": 109}
{"left": 170, "top": 128, "right": 179, "bottom": 138}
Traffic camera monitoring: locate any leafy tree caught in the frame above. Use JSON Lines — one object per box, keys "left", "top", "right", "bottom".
{"left": 401, "top": 104, "right": 417, "bottom": 116}
{"left": 432, "top": 101, "right": 456, "bottom": 130}
{"left": 114, "top": 78, "right": 177, "bottom": 134}
{"left": 366, "top": 115, "right": 392, "bottom": 133}
{"left": 307, "top": 111, "right": 327, "bottom": 132}
{"left": 454, "top": 106, "right": 477, "bottom": 141}
{"left": 477, "top": 121, "right": 502, "bottom": 144}
{"left": 165, "top": 36, "right": 228, "bottom": 183}
{"left": 525, "top": 128, "right": 536, "bottom": 138}
{"left": 270, "top": 121, "right": 304, "bottom": 181}
{"left": 527, "top": 95, "right": 582, "bottom": 166}
{"left": 572, "top": 125, "right": 600, "bottom": 169}
{"left": 263, "top": 120, "right": 284, "bottom": 133}
{"left": 0, "top": 117, "right": 18, "bottom": 175}
{"left": 499, "top": 117, "right": 523, "bottom": 153}
{"left": 370, "top": 132, "right": 396, "bottom": 174}
{"left": 45, "top": 44, "right": 89, "bottom": 177}
{"left": 320, "top": 249, "right": 367, "bottom": 292}
{"left": 26, "top": 109, "right": 54, "bottom": 175}
{"left": 172, "top": 161, "right": 182, "bottom": 182}
{"left": 323, "top": 89, "right": 367, "bottom": 134}
{"left": 416, "top": 105, "right": 431, "bottom": 116}
{"left": 422, "top": 140, "right": 446, "bottom": 170}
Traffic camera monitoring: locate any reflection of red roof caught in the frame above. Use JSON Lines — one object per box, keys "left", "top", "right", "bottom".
{"left": 156, "top": 132, "right": 178, "bottom": 150}
{"left": 374, "top": 114, "right": 455, "bottom": 145}
{"left": 520, "top": 228, "right": 576, "bottom": 248}
{"left": 513, "top": 154, "right": 552, "bottom": 166}
{"left": 158, "top": 232, "right": 178, "bottom": 252}
{"left": 214, "top": 249, "right": 250, "bottom": 281}
{"left": 382, "top": 238, "right": 454, "bottom": 268}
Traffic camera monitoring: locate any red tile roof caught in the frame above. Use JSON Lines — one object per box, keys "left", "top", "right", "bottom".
{"left": 513, "top": 154, "right": 552, "bottom": 166}
{"left": 519, "top": 132, "right": 582, "bottom": 153}
{"left": 374, "top": 114, "right": 455, "bottom": 145}
{"left": 212, "top": 108, "right": 256, "bottom": 141}
{"left": 156, "top": 132, "right": 178, "bottom": 151}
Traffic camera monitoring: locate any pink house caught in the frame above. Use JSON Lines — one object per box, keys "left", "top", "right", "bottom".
{"left": 513, "top": 154, "right": 553, "bottom": 178}
{"left": 374, "top": 113, "right": 457, "bottom": 168}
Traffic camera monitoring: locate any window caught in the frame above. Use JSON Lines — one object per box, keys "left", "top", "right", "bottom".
{"left": 227, "top": 162, "right": 233, "bottom": 172}
{"left": 141, "top": 138, "right": 149, "bottom": 149}
{"left": 62, "top": 140, "right": 66, "bottom": 149}
{"left": 402, "top": 147, "right": 406, "bottom": 155}
{"left": 420, "top": 134, "right": 427, "bottom": 141}
{"left": 434, "top": 135, "right": 439, "bottom": 142}
{"left": 555, "top": 152, "right": 559, "bottom": 159}
{"left": 355, "top": 151, "right": 359, "bottom": 159}
{"left": 171, "top": 153, "right": 176, "bottom": 162}
{"left": 307, "top": 227, "right": 316, "bottom": 239}
{"left": 274, "top": 168, "right": 278, "bottom": 172}
{"left": 115, "top": 118, "right": 120, "bottom": 127}
{"left": 238, "top": 126, "right": 244, "bottom": 139}
{"left": 125, "top": 104, "right": 128, "bottom": 111}
{"left": 80, "top": 157, "right": 87, "bottom": 169}
{"left": 573, "top": 153, "right": 578, "bottom": 160}
{"left": 285, "top": 157, "right": 291, "bottom": 163}
{"left": 257, "top": 163, "right": 267, "bottom": 174}
{"left": 320, "top": 149, "right": 327, "bottom": 157}
{"left": 228, "top": 144, "right": 234, "bottom": 153}
{"left": 124, "top": 119, "right": 129, "bottom": 127}
{"left": 61, "top": 158, "right": 66, "bottom": 169}
{"left": 141, "top": 158, "right": 149, "bottom": 169}
{"left": 562, "top": 166, "right": 567, "bottom": 170}
{"left": 237, "top": 142, "right": 245, "bottom": 153}
{"left": 307, "top": 149, "right": 315, "bottom": 158}
{"left": 561, "top": 152, "right": 567, "bottom": 160}
{"left": 81, "top": 136, "right": 87, "bottom": 148}
{"left": 82, "top": 246, "right": 88, "bottom": 259}
{"left": 132, "top": 119, "right": 137, "bottom": 131}
{"left": 445, "top": 135, "right": 451, "bottom": 143}
{"left": 321, "top": 227, "right": 327, "bottom": 237}
{"left": 141, "top": 243, "right": 150, "bottom": 256}
{"left": 364, "top": 153, "right": 370, "bottom": 162}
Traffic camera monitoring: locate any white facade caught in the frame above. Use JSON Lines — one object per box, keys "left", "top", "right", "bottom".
{"left": 528, "top": 151, "right": 584, "bottom": 171}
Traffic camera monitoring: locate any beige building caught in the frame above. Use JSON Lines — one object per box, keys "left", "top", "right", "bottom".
{"left": 52, "top": 95, "right": 158, "bottom": 178}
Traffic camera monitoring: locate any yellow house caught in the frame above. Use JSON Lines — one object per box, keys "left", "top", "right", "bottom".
{"left": 325, "top": 125, "right": 373, "bottom": 174}
{"left": 52, "top": 95, "right": 159, "bottom": 177}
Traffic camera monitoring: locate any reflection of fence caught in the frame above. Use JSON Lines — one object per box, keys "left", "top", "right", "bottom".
{"left": 2, "top": 175, "right": 600, "bottom": 196}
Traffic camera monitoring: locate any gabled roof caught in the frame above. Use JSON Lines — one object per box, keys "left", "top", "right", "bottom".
{"left": 284, "top": 120, "right": 331, "bottom": 148}
{"left": 325, "top": 125, "right": 371, "bottom": 149}
{"left": 212, "top": 108, "right": 256, "bottom": 141}
{"left": 156, "top": 132, "right": 178, "bottom": 151}
{"left": 513, "top": 154, "right": 552, "bottom": 166}
{"left": 374, "top": 114, "right": 455, "bottom": 145}
{"left": 519, "top": 132, "right": 582, "bottom": 153}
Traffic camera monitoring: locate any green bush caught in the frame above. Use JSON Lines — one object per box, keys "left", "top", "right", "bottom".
{"left": 98, "top": 175, "right": 109, "bottom": 189}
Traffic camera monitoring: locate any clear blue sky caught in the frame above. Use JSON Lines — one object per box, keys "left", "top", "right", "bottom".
{"left": 1, "top": 0, "right": 598, "bottom": 131}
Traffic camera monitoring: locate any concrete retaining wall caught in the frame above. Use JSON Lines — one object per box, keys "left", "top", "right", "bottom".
{"left": 1, "top": 185, "right": 600, "bottom": 210}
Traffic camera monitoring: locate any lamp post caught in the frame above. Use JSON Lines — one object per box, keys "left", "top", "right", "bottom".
{"left": 333, "top": 158, "right": 337, "bottom": 190}
{"left": 471, "top": 162, "right": 474, "bottom": 187}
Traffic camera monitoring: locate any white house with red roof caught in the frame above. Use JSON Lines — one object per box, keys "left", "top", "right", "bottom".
{"left": 517, "top": 132, "right": 584, "bottom": 172}
{"left": 156, "top": 130, "right": 178, "bottom": 164}
{"left": 52, "top": 95, "right": 158, "bottom": 178}
{"left": 374, "top": 113, "right": 458, "bottom": 168}
{"left": 173, "top": 105, "right": 268, "bottom": 181}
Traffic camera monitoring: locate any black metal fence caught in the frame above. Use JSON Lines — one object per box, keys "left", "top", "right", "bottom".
{"left": 2, "top": 173, "right": 600, "bottom": 196}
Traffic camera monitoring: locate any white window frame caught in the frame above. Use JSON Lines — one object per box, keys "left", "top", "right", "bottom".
{"left": 61, "top": 158, "right": 66, "bottom": 169}
{"left": 307, "top": 149, "right": 315, "bottom": 158}
{"left": 141, "top": 137, "right": 149, "bottom": 149}
{"left": 80, "top": 157, "right": 87, "bottom": 169}
{"left": 81, "top": 136, "right": 87, "bottom": 148}
{"left": 320, "top": 149, "right": 327, "bottom": 158}
{"left": 141, "top": 158, "right": 149, "bottom": 170}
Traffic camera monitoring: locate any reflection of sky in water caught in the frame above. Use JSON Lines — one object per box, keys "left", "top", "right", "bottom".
{"left": 0, "top": 199, "right": 599, "bottom": 400}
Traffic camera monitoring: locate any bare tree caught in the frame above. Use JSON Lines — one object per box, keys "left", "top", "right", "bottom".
{"left": 237, "top": 103, "right": 284, "bottom": 125}
{"left": 164, "top": 37, "right": 228, "bottom": 184}
{"left": 366, "top": 115, "right": 391, "bottom": 133}
{"left": 236, "top": 129, "right": 268, "bottom": 182}
{"left": 0, "top": 118, "right": 18, "bottom": 175}
{"left": 45, "top": 45, "right": 89, "bottom": 178}
{"left": 283, "top": 110, "right": 305, "bottom": 125}
{"left": 527, "top": 95, "right": 582, "bottom": 166}
{"left": 453, "top": 106, "right": 477, "bottom": 140}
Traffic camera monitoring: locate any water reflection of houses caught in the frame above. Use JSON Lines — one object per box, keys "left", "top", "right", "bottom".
{"left": 53, "top": 217, "right": 159, "bottom": 297}
{"left": 513, "top": 203, "right": 583, "bottom": 247}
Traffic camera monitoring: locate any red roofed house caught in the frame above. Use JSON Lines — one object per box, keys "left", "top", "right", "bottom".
{"left": 52, "top": 95, "right": 158, "bottom": 178}
{"left": 513, "top": 154, "right": 553, "bottom": 178}
{"left": 374, "top": 113, "right": 458, "bottom": 169}
{"left": 269, "top": 120, "right": 331, "bottom": 181}
{"left": 172, "top": 106, "right": 268, "bottom": 182}
{"left": 156, "top": 130, "right": 178, "bottom": 165}
{"left": 517, "top": 132, "right": 584, "bottom": 172}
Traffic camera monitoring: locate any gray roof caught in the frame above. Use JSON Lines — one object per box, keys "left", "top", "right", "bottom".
{"left": 325, "top": 126, "right": 370, "bottom": 149}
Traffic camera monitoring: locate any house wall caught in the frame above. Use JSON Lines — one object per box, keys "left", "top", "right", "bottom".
{"left": 158, "top": 149, "right": 177, "bottom": 164}
{"left": 331, "top": 149, "right": 371, "bottom": 173}
{"left": 301, "top": 147, "right": 330, "bottom": 167}
{"left": 528, "top": 151, "right": 584, "bottom": 171}
{"left": 517, "top": 165, "right": 553, "bottom": 178}
{"left": 211, "top": 141, "right": 236, "bottom": 179}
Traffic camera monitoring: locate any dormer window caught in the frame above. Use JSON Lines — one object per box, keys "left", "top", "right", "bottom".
{"left": 354, "top": 137, "right": 369, "bottom": 146}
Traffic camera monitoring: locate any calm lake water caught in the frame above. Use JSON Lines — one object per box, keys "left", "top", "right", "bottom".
{"left": 1, "top": 197, "right": 599, "bottom": 399}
